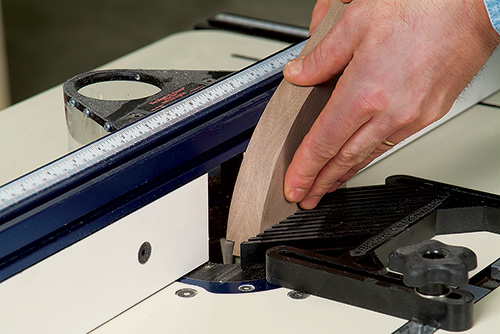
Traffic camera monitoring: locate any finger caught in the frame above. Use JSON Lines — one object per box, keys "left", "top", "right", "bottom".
{"left": 297, "top": 119, "right": 398, "bottom": 209}
{"left": 309, "top": 0, "right": 334, "bottom": 33}
{"left": 284, "top": 11, "right": 359, "bottom": 86}
{"left": 328, "top": 140, "right": 397, "bottom": 191}
{"left": 325, "top": 111, "right": 441, "bottom": 194}
{"left": 284, "top": 57, "right": 394, "bottom": 205}
{"left": 283, "top": 83, "right": 372, "bottom": 203}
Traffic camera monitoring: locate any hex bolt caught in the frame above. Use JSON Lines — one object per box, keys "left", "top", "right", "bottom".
{"left": 238, "top": 284, "right": 256, "bottom": 292}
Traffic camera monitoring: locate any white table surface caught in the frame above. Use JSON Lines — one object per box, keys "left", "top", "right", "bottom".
{"left": 348, "top": 103, "right": 500, "bottom": 195}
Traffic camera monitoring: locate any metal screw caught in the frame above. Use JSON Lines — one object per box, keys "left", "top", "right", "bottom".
{"left": 69, "top": 98, "right": 77, "bottom": 107}
{"left": 287, "top": 291, "right": 310, "bottom": 300}
{"left": 135, "top": 74, "right": 141, "bottom": 81}
{"left": 83, "top": 108, "right": 91, "bottom": 117}
{"left": 138, "top": 241, "right": 152, "bottom": 264}
{"left": 175, "top": 288, "right": 198, "bottom": 298}
{"left": 104, "top": 122, "right": 112, "bottom": 132}
{"left": 238, "top": 284, "right": 256, "bottom": 292}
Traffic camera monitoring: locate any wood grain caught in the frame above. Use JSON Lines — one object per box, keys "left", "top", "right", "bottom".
{"left": 227, "top": 2, "right": 347, "bottom": 256}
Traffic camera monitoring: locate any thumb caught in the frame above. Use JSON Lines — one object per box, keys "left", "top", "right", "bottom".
{"left": 284, "top": 28, "right": 354, "bottom": 86}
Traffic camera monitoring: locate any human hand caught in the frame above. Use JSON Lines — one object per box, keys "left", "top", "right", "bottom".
{"left": 284, "top": 0, "right": 499, "bottom": 209}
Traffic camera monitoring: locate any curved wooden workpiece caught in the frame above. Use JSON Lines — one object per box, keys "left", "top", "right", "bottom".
{"left": 227, "top": 2, "right": 347, "bottom": 256}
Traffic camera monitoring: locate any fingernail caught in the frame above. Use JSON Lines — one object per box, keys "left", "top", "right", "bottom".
{"left": 284, "top": 56, "right": 304, "bottom": 77}
{"left": 285, "top": 187, "right": 307, "bottom": 203}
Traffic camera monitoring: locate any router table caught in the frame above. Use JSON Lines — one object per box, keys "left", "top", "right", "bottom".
{"left": 0, "top": 29, "right": 499, "bottom": 333}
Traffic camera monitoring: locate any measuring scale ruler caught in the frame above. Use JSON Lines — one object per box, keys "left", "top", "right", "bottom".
{"left": 0, "top": 39, "right": 307, "bottom": 282}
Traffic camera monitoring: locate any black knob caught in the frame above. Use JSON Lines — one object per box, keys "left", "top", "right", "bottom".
{"left": 388, "top": 239, "right": 477, "bottom": 296}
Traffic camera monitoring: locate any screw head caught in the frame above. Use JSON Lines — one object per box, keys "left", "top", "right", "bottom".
{"left": 138, "top": 241, "right": 152, "bottom": 264}
{"left": 175, "top": 288, "right": 198, "bottom": 298}
{"left": 104, "top": 122, "right": 112, "bottom": 132}
{"left": 287, "top": 291, "right": 310, "bottom": 300}
{"left": 83, "top": 108, "right": 91, "bottom": 117}
{"left": 238, "top": 284, "right": 256, "bottom": 292}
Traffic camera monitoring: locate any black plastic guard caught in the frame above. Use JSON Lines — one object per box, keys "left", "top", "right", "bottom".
{"left": 241, "top": 175, "right": 500, "bottom": 331}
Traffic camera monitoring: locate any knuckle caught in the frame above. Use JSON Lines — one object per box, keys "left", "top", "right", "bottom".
{"left": 305, "top": 135, "right": 339, "bottom": 162}
{"left": 352, "top": 86, "right": 390, "bottom": 117}
{"left": 393, "top": 110, "right": 420, "bottom": 127}
{"left": 307, "top": 42, "right": 333, "bottom": 72}
{"left": 336, "top": 146, "right": 366, "bottom": 167}
{"left": 291, "top": 167, "right": 316, "bottom": 189}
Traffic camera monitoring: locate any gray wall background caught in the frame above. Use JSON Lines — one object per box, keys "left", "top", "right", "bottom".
{"left": 2, "top": 0, "right": 316, "bottom": 103}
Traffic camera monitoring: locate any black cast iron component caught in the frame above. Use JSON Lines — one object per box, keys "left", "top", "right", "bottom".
{"left": 63, "top": 69, "right": 232, "bottom": 131}
{"left": 240, "top": 175, "right": 500, "bottom": 331}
